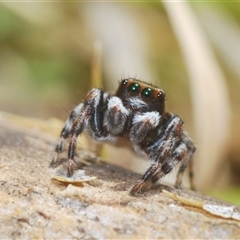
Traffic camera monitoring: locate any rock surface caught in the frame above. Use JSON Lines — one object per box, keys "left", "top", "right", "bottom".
{"left": 0, "top": 112, "right": 240, "bottom": 239}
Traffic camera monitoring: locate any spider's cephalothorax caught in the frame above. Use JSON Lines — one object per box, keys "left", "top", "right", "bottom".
{"left": 52, "top": 78, "right": 196, "bottom": 194}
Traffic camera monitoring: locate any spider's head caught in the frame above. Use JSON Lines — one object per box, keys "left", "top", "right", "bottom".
{"left": 116, "top": 78, "right": 166, "bottom": 114}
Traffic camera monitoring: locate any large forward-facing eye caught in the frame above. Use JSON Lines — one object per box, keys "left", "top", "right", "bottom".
{"left": 141, "top": 87, "right": 154, "bottom": 99}
{"left": 128, "top": 82, "right": 141, "bottom": 95}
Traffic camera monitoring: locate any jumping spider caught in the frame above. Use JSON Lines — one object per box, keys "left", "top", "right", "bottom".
{"left": 52, "top": 78, "right": 196, "bottom": 194}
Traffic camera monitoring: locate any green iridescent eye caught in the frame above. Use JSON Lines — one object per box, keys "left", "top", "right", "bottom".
{"left": 128, "top": 83, "right": 141, "bottom": 94}
{"left": 141, "top": 87, "right": 154, "bottom": 99}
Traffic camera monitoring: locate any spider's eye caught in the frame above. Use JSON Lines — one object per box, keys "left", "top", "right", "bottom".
{"left": 128, "top": 83, "right": 141, "bottom": 94}
{"left": 121, "top": 79, "right": 128, "bottom": 86}
{"left": 157, "top": 91, "right": 165, "bottom": 101}
{"left": 141, "top": 87, "right": 154, "bottom": 99}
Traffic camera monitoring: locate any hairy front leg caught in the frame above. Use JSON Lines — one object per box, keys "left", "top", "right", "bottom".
{"left": 130, "top": 162, "right": 161, "bottom": 195}
{"left": 66, "top": 89, "right": 104, "bottom": 176}
{"left": 51, "top": 88, "right": 104, "bottom": 176}
{"left": 50, "top": 102, "right": 84, "bottom": 168}
{"left": 131, "top": 114, "right": 188, "bottom": 195}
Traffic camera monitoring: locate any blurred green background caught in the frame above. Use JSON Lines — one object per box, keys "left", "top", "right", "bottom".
{"left": 1, "top": 2, "right": 240, "bottom": 205}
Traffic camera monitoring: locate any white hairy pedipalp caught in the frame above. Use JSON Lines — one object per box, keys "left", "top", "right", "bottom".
{"left": 132, "top": 111, "right": 161, "bottom": 128}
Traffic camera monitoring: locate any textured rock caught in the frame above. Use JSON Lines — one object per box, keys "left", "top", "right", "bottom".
{"left": 0, "top": 111, "right": 240, "bottom": 239}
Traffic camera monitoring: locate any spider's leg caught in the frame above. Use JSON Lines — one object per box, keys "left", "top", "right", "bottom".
{"left": 107, "top": 96, "right": 130, "bottom": 135}
{"left": 130, "top": 162, "right": 161, "bottom": 195}
{"left": 67, "top": 118, "right": 84, "bottom": 176}
{"left": 131, "top": 114, "right": 185, "bottom": 194}
{"left": 188, "top": 157, "right": 195, "bottom": 190}
{"left": 151, "top": 142, "right": 188, "bottom": 185}
{"left": 131, "top": 141, "right": 188, "bottom": 194}
{"left": 145, "top": 114, "right": 184, "bottom": 154}
{"left": 130, "top": 137, "right": 178, "bottom": 195}
{"left": 67, "top": 88, "right": 104, "bottom": 176}
{"left": 129, "top": 112, "right": 160, "bottom": 144}
{"left": 51, "top": 103, "right": 84, "bottom": 167}
{"left": 175, "top": 132, "right": 196, "bottom": 190}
